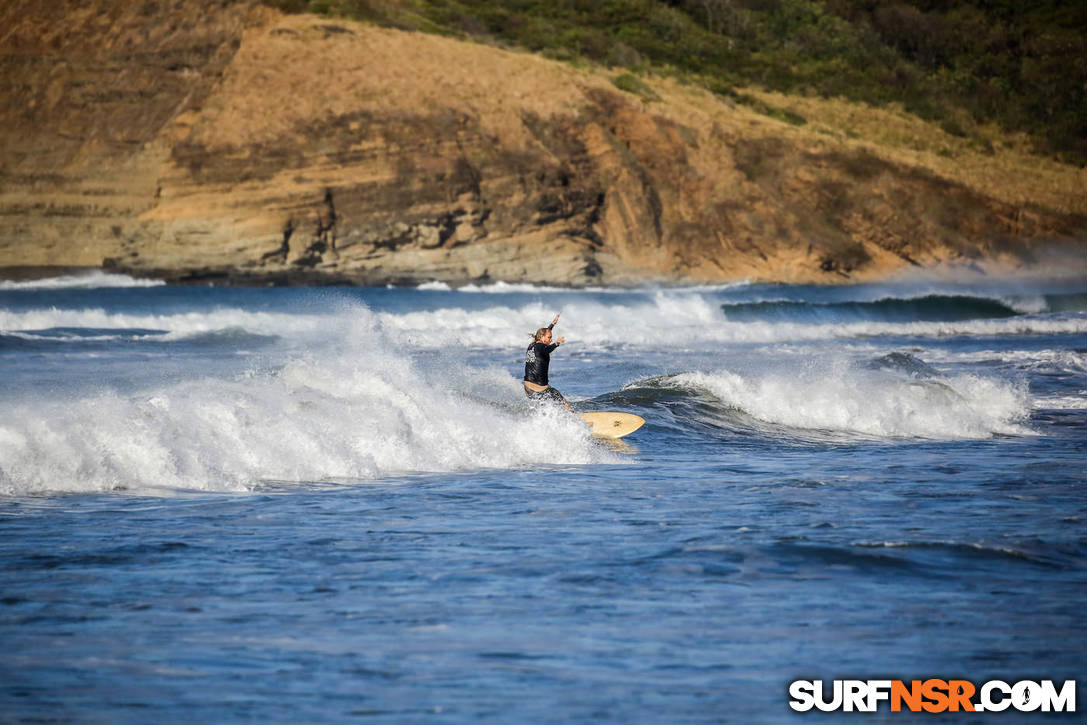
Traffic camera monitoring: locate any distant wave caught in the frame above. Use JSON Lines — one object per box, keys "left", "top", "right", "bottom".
{"left": 920, "top": 348, "right": 1087, "bottom": 374}
{"left": 0, "top": 307, "right": 325, "bottom": 340}
{"left": 620, "top": 537, "right": 1080, "bottom": 580}
{"left": 164, "top": 327, "right": 280, "bottom": 346}
{"left": 0, "top": 271, "right": 165, "bottom": 290}
{"left": 3, "top": 292, "right": 1085, "bottom": 353}
{"left": 415, "top": 280, "right": 595, "bottom": 294}
{"left": 0, "top": 327, "right": 165, "bottom": 351}
{"left": 720, "top": 294, "right": 1025, "bottom": 323}
{"left": 853, "top": 540, "right": 1080, "bottom": 570}
{"left": 0, "top": 326, "right": 282, "bottom": 352}
{"left": 1032, "top": 395, "right": 1087, "bottom": 410}
{"left": 375, "top": 294, "right": 1087, "bottom": 349}
{"left": 1034, "top": 292, "right": 1087, "bottom": 314}
{"left": 719, "top": 290, "right": 1087, "bottom": 323}
{"left": 415, "top": 280, "right": 752, "bottom": 294}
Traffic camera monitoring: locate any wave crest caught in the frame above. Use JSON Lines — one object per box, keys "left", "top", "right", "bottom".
{"left": 0, "top": 271, "right": 165, "bottom": 290}
{"left": 627, "top": 360, "right": 1030, "bottom": 440}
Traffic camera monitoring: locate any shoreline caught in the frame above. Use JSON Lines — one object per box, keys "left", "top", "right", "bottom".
{"left": 0, "top": 266, "right": 103, "bottom": 282}
{"left": 3, "top": 260, "right": 1087, "bottom": 289}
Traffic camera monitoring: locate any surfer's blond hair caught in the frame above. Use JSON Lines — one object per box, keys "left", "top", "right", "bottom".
{"left": 533, "top": 327, "right": 551, "bottom": 342}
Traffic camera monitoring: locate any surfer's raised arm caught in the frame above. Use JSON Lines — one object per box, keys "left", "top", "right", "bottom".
{"left": 547, "top": 312, "right": 564, "bottom": 346}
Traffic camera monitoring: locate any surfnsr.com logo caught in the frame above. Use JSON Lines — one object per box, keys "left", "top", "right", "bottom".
{"left": 789, "top": 679, "right": 1076, "bottom": 713}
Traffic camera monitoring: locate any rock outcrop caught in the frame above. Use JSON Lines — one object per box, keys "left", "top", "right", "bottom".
{"left": 1, "top": 0, "right": 1084, "bottom": 285}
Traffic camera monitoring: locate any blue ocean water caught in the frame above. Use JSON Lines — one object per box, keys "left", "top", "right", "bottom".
{"left": 1, "top": 271, "right": 1085, "bottom": 722}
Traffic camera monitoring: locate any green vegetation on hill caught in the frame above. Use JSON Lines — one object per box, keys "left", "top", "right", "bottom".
{"left": 264, "top": 0, "right": 1087, "bottom": 165}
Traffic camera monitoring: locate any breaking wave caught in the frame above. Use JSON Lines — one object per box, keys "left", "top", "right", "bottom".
{"left": 3, "top": 287, "right": 1086, "bottom": 352}
{"left": 621, "top": 358, "right": 1030, "bottom": 440}
{"left": 372, "top": 294, "right": 1087, "bottom": 350}
{"left": 0, "top": 271, "right": 165, "bottom": 290}
{"left": 0, "top": 306, "right": 616, "bottom": 496}
{"left": 719, "top": 294, "right": 1026, "bottom": 322}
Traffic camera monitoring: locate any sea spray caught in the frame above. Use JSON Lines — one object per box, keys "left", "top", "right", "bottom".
{"left": 0, "top": 304, "right": 613, "bottom": 495}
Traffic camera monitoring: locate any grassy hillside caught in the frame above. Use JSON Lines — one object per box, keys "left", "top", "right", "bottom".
{"left": 263, "top": 0, "right": 1087, "bottom": 166}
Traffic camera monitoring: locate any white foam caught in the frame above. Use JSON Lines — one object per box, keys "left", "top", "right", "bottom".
{"left": 921, "top": 348, "right": 1087, "bottom": 373}
{"left": 376, "top": 292, "right": 726, "bottom": 349}
{"left": 457, "top": 281, "right": 573, "bottom": 293}
{"left": 0, "top": 271, "right": 165, "bottom": 290}
{"left": 1032, "top": 394, "right": 1087, "bottom": 410}
{"left": 662, "top": 362, "right": 1031, "bottom": 439}
{"left": 0, "top": 306, "right": 615, "bottom": 496}
{"left": 418, "top": 280, "right": 752, "bottom": 294}
{"left": 0, "top": 307, "right": 326, "bottom": 339}
{"left": 1001, "top": 295, "right": 1049, "bottom": 315}
{"left": 1, "top": 329, "right": 130, "bottom": 343}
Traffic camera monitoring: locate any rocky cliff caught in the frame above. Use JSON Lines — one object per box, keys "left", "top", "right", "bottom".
{"left": 2, "top": 0, "right": 1084, "bottom": 285}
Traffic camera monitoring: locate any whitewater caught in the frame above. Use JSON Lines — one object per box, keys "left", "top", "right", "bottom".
{"left": 1, "top": 273, "right": 1084, "bottom": 722}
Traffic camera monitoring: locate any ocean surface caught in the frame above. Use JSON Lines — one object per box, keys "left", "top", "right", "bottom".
{"left": 1, "top": 271, "right": 1085, "bottom": 722}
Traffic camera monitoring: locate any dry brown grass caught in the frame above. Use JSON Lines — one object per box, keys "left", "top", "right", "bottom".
{"left": 201, "top": 12, "right": 1085, "bottom": 220}
{"left": 740, "top": 89, "right": 1087, "bottom": 217}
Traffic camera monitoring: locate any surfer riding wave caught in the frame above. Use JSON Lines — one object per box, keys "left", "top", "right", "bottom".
{"left": 524, "top": 312, "right": 571, "bottom": 410}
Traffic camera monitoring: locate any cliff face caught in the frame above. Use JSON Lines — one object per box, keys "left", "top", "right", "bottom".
{"left": 0, "top": 0, "right": 267, "bottom": 270}
{"left": 1, "top": 0, "right": 1083, "bottom": 285}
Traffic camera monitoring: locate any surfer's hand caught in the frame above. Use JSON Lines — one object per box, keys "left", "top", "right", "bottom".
{"left": 556, "top": 336, "right": 565, "bottom": 344}
{"left": 552, "top": 313, "right": 561, "bottom": 326}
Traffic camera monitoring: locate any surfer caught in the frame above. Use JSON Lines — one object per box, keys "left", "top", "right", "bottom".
{"left": 524, "top": 312, "right": 570, "bottom": 410}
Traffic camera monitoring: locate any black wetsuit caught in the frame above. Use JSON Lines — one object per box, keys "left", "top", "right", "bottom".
{"left": 524, "top": 334, "right": 567, "bottom": 404}
{"left": 524, "top": 342, "right": 558, "bottom": 387}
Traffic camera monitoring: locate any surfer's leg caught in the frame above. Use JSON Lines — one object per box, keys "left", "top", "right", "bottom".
{"left": 544, "top": 386, "right": 572, "bottom": 411}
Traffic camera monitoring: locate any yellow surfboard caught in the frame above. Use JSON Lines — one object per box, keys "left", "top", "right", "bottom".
{"left": 580, "top": 412, "right": 645, "bottom": 439}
